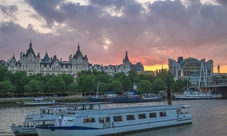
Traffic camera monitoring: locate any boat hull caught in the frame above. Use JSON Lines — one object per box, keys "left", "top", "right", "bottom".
{"left": 88, "top": 97, "right": 163, "bottom": 103}
{"left": 17, "top": 102, "right": 57, "bottom": 107}
{"left": 36, "top": 119, "right": 192, "bottom": 136}
{"left": 10, "top": 125, "right": 37, "bottom": 136}
{"left": 175, "top": 95, "right": 222, "bottom": 100}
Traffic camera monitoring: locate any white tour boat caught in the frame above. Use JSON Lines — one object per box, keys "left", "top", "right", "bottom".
{"left": 17, "top": 97, "right": 57, "bottom": 107}
{"left": 174, "top": 89, "right": 222, "bottom": 100}
{"left": 36, "top": 102, "right": 192, "bottom": 136}
{"left": 10, "top": 105, "right": 67, "bottom": 136}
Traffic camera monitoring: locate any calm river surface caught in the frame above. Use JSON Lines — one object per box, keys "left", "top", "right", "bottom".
{"left": 1, "top": 99, "right": 227, "bottom": 136}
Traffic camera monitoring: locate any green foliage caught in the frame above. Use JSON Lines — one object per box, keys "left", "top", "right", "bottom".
{"left": 45, "top": 76, "right": 66, "bottom": 95}
{"left": 76, "top": 74, "right": 95, "bottom": 92}
{"left": 0, "top": 65, "right": 8, "bottom": 82}
{"left": 116, "top": 74, "right": 131, "bottom": 91}
{"left": 0, "top": 64, "right": 181, "bottom": 97}
{"left": 59, "top": 74, "right": 74, "bottom": 91}
{"left": 68, "top": 82, "right": 78, "bottom": 92}
{"left": 10, "top": 71, "right": 29, "bottom": 93}
{"left": 138, "top": 80, "right": 152, "bottom": 93}
{"left": 156, "top": 70, "right": 174, "bottom": 89}
{"left": 99, "top": 83, "right": 109, "bottom": 92}
{"left": 221, "top": 75, "right": 227, "bottom": 79}
{"left": 83, "top": 75, "right": 95, "bottom": 92}
{"left": 95, "top": 74, "right": 112, "bottom": 84}
{"left": 139, "top": 74, "right": 155, "bottom": 83}
{"left": 108, "top": 80, "right": 123, "bottom": 92}
{"left": 77, "top": 70, "right": 93, "bottom": 77}
{"left": 171, "top": 79, "right": 188, "bottom": 93}
{"left": 0, "top": 80, "right": 15, "bottom": 97}
{"left": 152, "top": 78, "right": 167, "bottom": 93}
{"left": 24, "top": 79, "right": 44, "bottom": 96}
{"left": 128, "top": 70, "right": 140, "bottom": 84}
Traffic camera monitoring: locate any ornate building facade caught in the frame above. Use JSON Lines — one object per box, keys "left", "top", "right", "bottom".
{"left": 168, "top": 57, "right": 213, "bottom": 84}
{"left": 0, "top": 41, "right": 144, "bottom": 78}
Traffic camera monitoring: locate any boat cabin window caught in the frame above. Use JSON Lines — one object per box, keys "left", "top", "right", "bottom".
{"left": 36, "top": 121, "right": 54, "bottom": 127}
{"left": 113, "top": 116, "right": 123, "bottom": 122}
{"left": 178, "top": 109, "right": 190, "bottom": 114}
{"left": 159, "top": 111, "right": 167, "bottom": 117}
{"left": 126, "top": 115, "right": 135, "bottom": 121}
{"left": 138, "top": 113, "right": 146, "bottom": 119}
{"left": 83, "top": 118, "right": 95, "bottom": 123}
{"left": 40, "top": 109, "right": 54, "bottom": 115}
{"left": 98, "top": 117, "right": 104, "bottom": 123}
{"left": 77, "top": 104, "right": 93, "bottom": 110}
{"left": 25, "top": 122, "right": 34, "bottom": 127}
{"left": 149, "top": 112, "right": 157, "bottom": 118}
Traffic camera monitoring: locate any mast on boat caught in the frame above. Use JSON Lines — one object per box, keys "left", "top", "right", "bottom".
{"left": 198, "top": 62, "right": 207, "bottom": 92}
{"left": 96, "top": 81, "right": 101, "bottom": 98}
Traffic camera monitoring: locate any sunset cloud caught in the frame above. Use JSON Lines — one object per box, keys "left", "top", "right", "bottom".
{"left": 0, "top": 0, "right": 227, "bottom": 72}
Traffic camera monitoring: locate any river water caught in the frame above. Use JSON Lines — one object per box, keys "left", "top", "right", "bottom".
{"left": 1, "top": 99, "right": 227, "bottom": 136}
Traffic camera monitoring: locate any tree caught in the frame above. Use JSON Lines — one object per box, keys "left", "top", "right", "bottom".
{"left": 221, "top": 75, "right": 227, "bottom": 79}
{"left": 10, "top": 71, "right": 29, "bottom": 93}
{"left": 24, "top": 79, "right": 44, "bottom": 96}
{"left": 95, "top": 74, "right": 112, "bottom": 85}
{"left": 108, "top": 80, "right": 123, "bottom": 93}
{"left": 99, "top": 83, "right": 109, "bottom": 92}
{"left": 171, "top": 79, "right": 188, "bottom": 93}
{"left": 0, "top": 80, "right": 15, "bottom": 97}
{"left": 138, "top": 80, "right": 152, "bottom": 93}
{"left": 152, "top": 78, "right": 167, "bottom": 93}
{"left": 128, "top": 70, "right": 140, "bottom": 84}
{"left": 83, "top": 75, "right": 95, "bottom": 92}
{"left": 76, "top": 74, "right": 95, "bottom": 92}
{"left": 117, "top": 74, "right": 131, "bottom": 91}
{"left": 139, "top": 74, "right": 155, "bottom": 83}
{"left": 59, "top": 74, "right": 74, "bottom": 91}
{"left": 68, "top": 82, "right": 78, "bottom": 93}
{"left": 45, "top": 76, "right": 66, "bottom": 95}
{"left": 156, "top": 70, "right": 174, "bottom": 89}
{"left": 76, "top": 74, "right": 87, "bottom": 92}
{"left": 0, "top": 65, "right": 8, "bottom": 82}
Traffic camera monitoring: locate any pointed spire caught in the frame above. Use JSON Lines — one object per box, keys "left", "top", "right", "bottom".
{"left": 43, "top": 51, "right": 50, "bottom": 61}
{"left": 12, "top": 54, "right": 15, "bottom": 59}
{"left": 124, "top": 51, "right": 129, "bottom": 62}
{"left": 29, "top": 39, "right": 32, "bottom": 48}
{"left": 78, "top": 42, "right": 80, "bottom": 50}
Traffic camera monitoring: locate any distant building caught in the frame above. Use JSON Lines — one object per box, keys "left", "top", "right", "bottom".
{"left": 168, "top": 57, "right": 213, "bottom": 84}
{"left": 1, "top": 41, "right": 144, "bottom": 77}
{"left": 88, "top": 51, "right": 144, "bottom": 76}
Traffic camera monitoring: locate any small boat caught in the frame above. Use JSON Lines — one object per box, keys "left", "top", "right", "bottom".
{"left": 17, "top": 98, "right": 57, "bottom": 107}
{"left": 88, "top": 93, "right": 163, "bottom": 103}
{"left": 10, "top": 105, "right": 67, "bottom": 136}
{"left": 36, "top": 95, "right": 192, "bottom": 136}
{"left": 88, "top": 83, "right": 163, "bottom": 103}
{"left": 174, "top": 89, "right": 222, "bottom": 100}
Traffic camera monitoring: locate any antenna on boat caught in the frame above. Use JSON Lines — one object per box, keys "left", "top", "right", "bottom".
{"left": 96, "top": 81, "right": 101, "bottom": 98}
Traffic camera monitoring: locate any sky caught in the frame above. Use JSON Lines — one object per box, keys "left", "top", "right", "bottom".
{"left": 1, "top": 0, "right": 227, "bottom": 73}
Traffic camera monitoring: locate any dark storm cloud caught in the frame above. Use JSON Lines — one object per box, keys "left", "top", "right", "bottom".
{"left": 0, "top": 4, "right": 18, "bottom": 19}
{"left": 1, "top": 0, "right": 227, "bottom": 67}
{"left": 25, "top": 0, "right": 65, "bottom": 26}
{"left": 216, "top": 0, "right": 227, "bottom": 7}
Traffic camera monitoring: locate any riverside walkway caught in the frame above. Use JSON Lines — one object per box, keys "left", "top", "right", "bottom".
{"left": 0, "top": 95, "right": 88, "bottom": 103}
